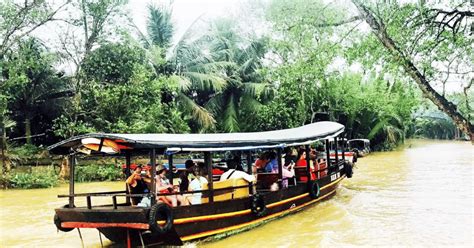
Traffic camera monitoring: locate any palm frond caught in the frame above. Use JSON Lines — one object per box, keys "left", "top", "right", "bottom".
{"left": 242, "top": 82, "right": 271, "bottom": 98}
{"left": 169, "top": 75, "right": 191, "bottom": 91}
{"left": 222, "top": 93, "right": 239, "bottom": 132}
{"left": 204, "top": 93, "right": 225, "bottom": 116}
{"left": 147, "top": 4, "right": 174, "bottom": 49}
{"left": 176, "top": 93, "right": 215, "bottom": 130}
{"left": 182, "top": 72, "right": 227, "bottom": 92}
{"left": 368, "top": 119, "right": 387, "bottom": 139}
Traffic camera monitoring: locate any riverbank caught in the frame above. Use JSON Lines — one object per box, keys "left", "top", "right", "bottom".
{"left": 0, "top": 164, "right": 124, "bottom": 189}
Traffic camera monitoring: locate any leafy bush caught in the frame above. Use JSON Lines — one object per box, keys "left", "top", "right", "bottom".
{"left": 8, "top": 166, "right": 58, "bottom": 189}
{"left": 74, "top": 164, "right": 124, "bottom": 182}
{"left": 12, "top": 144, "right": 44, "bottom": 158}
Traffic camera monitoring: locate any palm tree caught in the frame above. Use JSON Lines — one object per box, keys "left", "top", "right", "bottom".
{"left": 203, "top": 19, "right": 273, "bottom": 132}
{"left": 142, "top": 4, "right": 229, "bottom": 131}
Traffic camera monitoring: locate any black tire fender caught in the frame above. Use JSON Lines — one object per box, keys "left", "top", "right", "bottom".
{"left": 345, "top": 162, "right": 353, "bottom": 178}
{"left": 149, "top": 202, "right": 173, "bottom": 234}
{"left": 54, "top": 213, "right": 74, "bottom": 232}
{"left": 308, "top": 180, "right": 320, "bottom": 199}
{"left": 250, "top": 194, "right": 267, "bottom": 217}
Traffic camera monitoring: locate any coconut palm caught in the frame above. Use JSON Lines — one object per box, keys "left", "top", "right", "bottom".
{"left": 203, "top": 20, "right": 273, "bottom": 132}
{"left": 142, "top": 4, "right": 229, "bottom": 131}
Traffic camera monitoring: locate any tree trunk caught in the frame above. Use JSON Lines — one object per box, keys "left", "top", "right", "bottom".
{"left": 0, "top": 123, "right": 9, "bottom": 174}
{"left": 59, "top": 157, "right": 70, "bottom": 180}
{"left": 25, "top": 116, "right": 32, "bottom": 144}
{"left": 351, "top": 0, "right": 474, "bottom": 141}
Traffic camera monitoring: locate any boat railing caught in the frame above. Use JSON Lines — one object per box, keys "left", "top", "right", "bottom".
{"left": 57, "top": 184, "right": 250, "bottom": 209}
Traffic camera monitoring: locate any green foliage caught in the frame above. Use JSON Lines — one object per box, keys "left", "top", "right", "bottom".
{"left": 1, "top": 38, "right": 69, "bottom": 144}
{"left": 54, "top": 42, "right": 190, "bottom": 136}
{"left": 7, "top": 167, "right": 58, "bottom": 189}
{"left": 82, "top": 43, "right": 147, "bottom": 85}
{"left": 11, "top": 144, "right": 44, "bottom": 158}
{"left": 74, "top": 164, "right": 123, "bottom": 182}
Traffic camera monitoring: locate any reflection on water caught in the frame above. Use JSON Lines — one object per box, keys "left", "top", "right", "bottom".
{"left": 0, "top": 140, "right": 472, "bottom": 247}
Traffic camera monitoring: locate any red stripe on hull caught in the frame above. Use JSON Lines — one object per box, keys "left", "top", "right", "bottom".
{"left": 62, "top": 222, "right": 149, "bottom": 229}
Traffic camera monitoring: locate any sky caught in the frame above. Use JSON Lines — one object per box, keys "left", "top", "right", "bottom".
{"left": 29, "top": 0, "right": 470, "bottom": 93}
{"left": 128, "top": 0, "right": 241, "bottom": 43}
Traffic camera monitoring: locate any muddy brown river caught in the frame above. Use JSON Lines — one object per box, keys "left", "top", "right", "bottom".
{"left": 0, "top": 140, "right": 472, "bottom": 247}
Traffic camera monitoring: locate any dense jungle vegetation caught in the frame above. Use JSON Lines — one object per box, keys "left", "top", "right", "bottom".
{"left": 0, "top": 0, "right": 472, "bottom": 187}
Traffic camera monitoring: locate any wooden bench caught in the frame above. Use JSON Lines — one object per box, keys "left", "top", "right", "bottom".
{"left": 256, "top": 173, "right": 279, "bottom": 189}
{"left": 201, "top": 178, "right": 250, "bottom": 203}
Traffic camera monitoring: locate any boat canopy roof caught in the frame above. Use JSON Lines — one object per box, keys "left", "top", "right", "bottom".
{"left": 48, "top": 121, "right": 344, "bottom": 155}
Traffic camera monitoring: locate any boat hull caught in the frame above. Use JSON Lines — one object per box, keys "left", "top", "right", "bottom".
{"left": 55, "top": 171, "right": 347, "bottom": 245}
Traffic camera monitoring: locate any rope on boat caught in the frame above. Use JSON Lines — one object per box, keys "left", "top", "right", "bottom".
{"left": 139, "top": 231, "right": 145, "bottom": 248}
{"left": 77, "top": 228, "right": 84, "bottom": 248}
{"left": 98, "top": 230, "right": 103, "bottom": 248}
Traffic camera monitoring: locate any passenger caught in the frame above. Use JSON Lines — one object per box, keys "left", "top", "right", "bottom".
{"left": 155, "top": 164, "right": 189, "bottom": 207}
{"left": 255, "top": 152, "right": 270, "bottom": 172}
{"left": 284, "top": 147, "right": 297, "bottom": 166}
{"left": 220, "top": 159, "right": 256, "bottom": 183}
{"left": 265, "top": 151, "right": 294, "bottom": 188}
{"left": 295, "top": 148, "right": 316, "bottom": 181}
{"left": 179, "top": 160, "right": 195, "bottom": 193}
{"left": 125, "top": 164, "right": 150, "bottom": 205}
{"left": 264, "top": 151, "right": 278, "bottom": 172}
{"left": 197, "top": 162, "right": 208, "bottom": 177}
{"left": 187, "top": 165, "right": 208, "bottom": 205}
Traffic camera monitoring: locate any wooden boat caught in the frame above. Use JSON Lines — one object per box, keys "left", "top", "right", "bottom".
{"left": 329, "top": 138, "right": 357, "bottom": 163}
{"left": 348, "top": 139, "right": 371, "bottom": 157}
{"left": 49, "top": 121, "right": 353, "bottom": 246}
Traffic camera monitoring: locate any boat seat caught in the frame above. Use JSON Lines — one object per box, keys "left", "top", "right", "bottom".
{"left": 201, "top": 178, "right": 250, "bottom": 203}
{"left": 294, "top": 167, "right": 310, "bottom": 182}
{"left": 256, "top": 173, "right": 279, "bottom": 189}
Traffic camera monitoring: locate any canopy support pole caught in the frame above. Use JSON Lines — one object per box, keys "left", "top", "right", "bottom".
{"left": 341, "top": 133, "right": 346, "bottom": 162}
{"left": 168, "top": 154, "right": 174, "bottom": 185}
{"left": 125, "top": 151, "right": 131, "bottom": 205}
{"left": 246, "top": 151, "right": 254, "bottom": 194}
{"left": 205, "top": 151, "right": 214, "bottom": 203}
{"left": 334, "top": 137, "right": 339, "bottom": 167}
{"left": 277, "top": 148, "right": 283, "bottom": 189}
{"left": 69, "top": 153, "right": 75, "bottom": 208}
{"left": 305, "top": 145, "right": 311, "bottom": 181}
{"left": 150, "top": 149, "right": 157, "bottom": 206}
{"left": 325, "top": 139, "right": 331, "bottom": 169}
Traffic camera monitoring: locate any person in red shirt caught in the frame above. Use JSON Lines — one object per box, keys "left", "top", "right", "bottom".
{"left": 295, "top": 148, "right": 316, "bottom": 181}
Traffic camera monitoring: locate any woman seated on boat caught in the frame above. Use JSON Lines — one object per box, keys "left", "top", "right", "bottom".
{"left": 284, "top": 147, "right": 298, "bottom": 166}
{"left": 255, "top": 152, "right": 270, "bottom": 172}
{"left": 265, "top": 151, "right": 295, "bottom": 188}
{"left": 155, "top": 164, "right": 189, "bottom": 207}
{"left": 187, "top": 165, "right": 208, "bottom": 205}
{"left": 125, "top": 164, "right": 151, "bottom": 205}
{"left": 295, "top": 148, "right": 316, "bottom": 181}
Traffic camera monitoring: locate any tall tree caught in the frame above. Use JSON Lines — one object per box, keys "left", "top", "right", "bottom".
{"left": 143, "top": 4, "right": 228, "bottom": 131}
{"left": 2, "top": 38, "right": 70, "bottom": 144}
{"left": 204, "top": 19, "right": 272, "bottom": 132}
{"left": 351, "top": 0, "right": 473, "bottom": 141}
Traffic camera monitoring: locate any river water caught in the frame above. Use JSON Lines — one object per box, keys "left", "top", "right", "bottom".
{"left": 0, "top": 140, "right": 472, "bottom": 247}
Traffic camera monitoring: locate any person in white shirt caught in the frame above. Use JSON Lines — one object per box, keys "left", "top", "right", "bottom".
{"left": 219, "top": 158, "right": 256, "bottom": 183}
{"left": 188, "top": 166, "right": 208, "bottom": 205}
